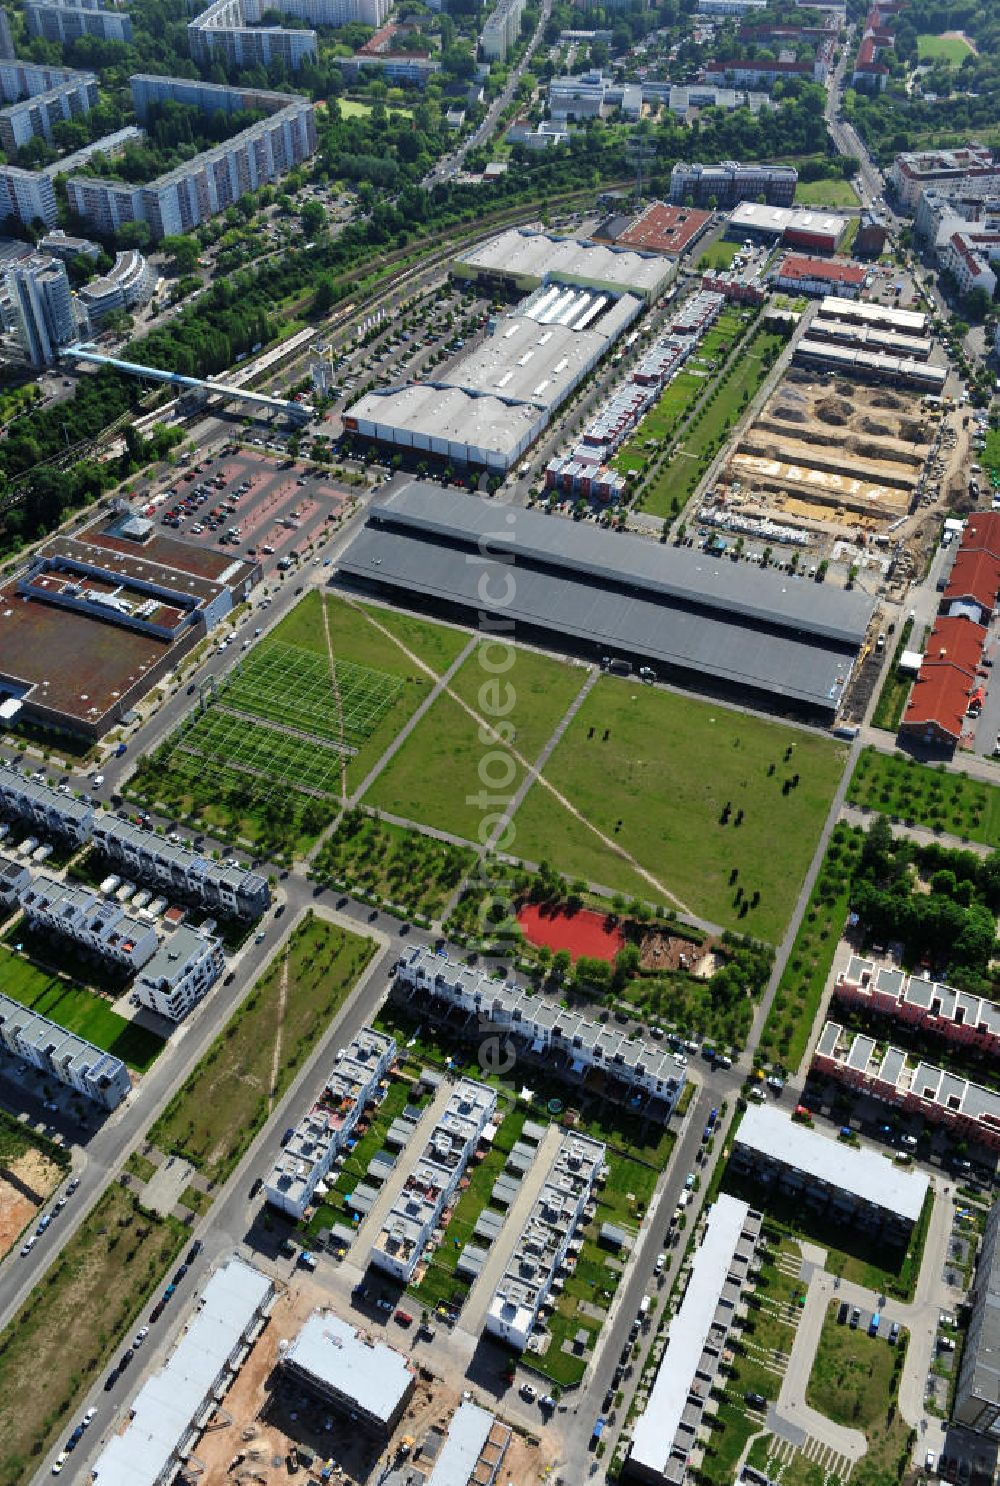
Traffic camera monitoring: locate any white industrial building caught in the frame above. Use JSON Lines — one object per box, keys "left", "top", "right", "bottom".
{"left": 90, "top": 1260, "right": 274, "bottom": 1486}
{"left": 281, "top": 1311, "right": 416, "bottom": 1431}
{"left": 346, "top": 239, "right": 645, "bottom": 472}
{"left": 396, "top": 947, "right": 687, "bottom": 1112}
{"left": 816, "top": 294, "right": 927, "bottom": 336}
{"left": 628, "top": 1196, "right": 762, "bottom": 1485}
{"left": 0, "top": 992, "right": 131, "bottom": 1107}
{"left": 264, "top": 1026, "right": 396, "bottom": 1218}
{"left": 20, "top": 873, "right": 158, "bottom": 970}
{"left": 426, "top": 1402, "right": 513, "bottom": 1486}
{"left": 133, "top": 924, "right": 225, "bottom": 1020}
{"left": 485, "top": 1131, "right": 605, "bottom": 1350}
{"left": 371, "top": 1077, "right": 497, "bottom": 1282}
{"left": 453, "top": 227, "right": 671, "bottom": 300}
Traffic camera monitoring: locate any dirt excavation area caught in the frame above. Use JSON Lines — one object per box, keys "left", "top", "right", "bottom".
{"left": 194, "top": 1277, "right": 551, "bottom": 1486}
{"left": 718, "top": 371, "right": 936, "bottom": 544}
{"left": 0, "top": 1146, "right": 63, "bottom": 1259}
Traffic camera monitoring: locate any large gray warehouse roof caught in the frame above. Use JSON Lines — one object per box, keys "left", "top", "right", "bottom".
{"left": 454, "top": 227, "right": 671, "bottom": 297}
{"left": 347, "top": 384, "right": 544, "bottom": 458}
{"left": 735, "top": 1105, "right": 929, "bottom": 1222}
{"left": 336, "top": 484, "right": 874, "bottom": 714}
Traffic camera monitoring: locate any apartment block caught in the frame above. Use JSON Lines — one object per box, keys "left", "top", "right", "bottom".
{"left": 20, "top": 872, "right": 158, "bottom": 970}
{"left": 66, "top": 75, "right": 317, "bottom": 240}
{"left": 836, "top": 955, "right": 1000, "bottom": 1059}
{"left": 132, "top": 923, "right": 224, "bottom": 1021}
{"left": 264, "top": 1027, "right": 397, "bottom": 1219}
{"left": 25, "top": 0, "right": 132, "bottom": 44}
{"left": 669, "top": 159, "right": 797, "bottom": 208}
{"left": 0, "top": 163, "right": 57, "bottom": 227}
{"left": 282, "top": 1312, "right": 415, "bottom": 1432}
{"left": 396, "top": 946, "right": 686, "bottom": 1114}
{"left": 0, "top": 991, "right": 130, "bottom": 1107}
{"left": 732, "top": 1103, "right": 929, "bottom": 1236}
{"left": 0, "top": 761, "right": 95, "bottom": 844}
{"left": 485, "top": 1131, "right": 605, "bottom": 1351}
{"left": 814, "top": 1020, "right": 1000, "bottom": 1152}
{"left": 480, "top": 0, "right": 525, "bottom": 61}
{"left": 628, "top": 1197, "right": 762, "bottom": 1486}
{"left": 90, "top": 815, "right": 271, "bottom": 919}
{"left": 952, "top": 1199, "right": 1000, "bottom": 1437}
{"left": 0, "top": 61, "right": 97, "bottom": 154}
{"left": 889, "top": 147, "right": 1000, "bottom": 212}
{"left": 77, "top": 247, "right": 156, "bottom": 329}
{"left": 371, "top": 1077, "right": 497, "bottom": 1283}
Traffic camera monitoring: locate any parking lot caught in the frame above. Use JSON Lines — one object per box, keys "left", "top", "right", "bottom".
{"left": 144, "top": 449, "right": 352, "bottom": 581}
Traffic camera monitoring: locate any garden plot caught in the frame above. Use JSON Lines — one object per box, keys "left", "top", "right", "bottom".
{"left": 221, "top": 642, "right": 402, "bottom": 751}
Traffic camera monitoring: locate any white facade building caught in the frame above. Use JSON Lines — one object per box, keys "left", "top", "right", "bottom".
{"left": 132, "top": 924, "right": 224, "bottom": 1021}
{"left": 0, "top": 760, "right": 95, "bottom": 842}
{"left": 485, "top": 1131, "right": 605, "bottom": 1350}
{"left": 6, "top": 255, "right": 77, "bottom": 367}
{"left": 0, "top": 992, "right": 130, "bottom": 1107}
{"left": 371, "top": 1077, "right": 497, "bottom": 1282}
{"left": 90, "top": 815, "right": 270, "bottom": 918}
{"left": 264, "top": 1027, "right": 396, "bottom": 1218}
{"left": 480, "top": 0, "right": 525, "bottom": 61}
{"left": 20, "top": 873, "right": 158, "bottom": 970}
{"left": 396, "top": 946, "right": 686, "bottom": 1112}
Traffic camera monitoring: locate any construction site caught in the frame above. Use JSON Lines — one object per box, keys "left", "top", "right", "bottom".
{"left": 192, "top": 1275, "right": 552, "bottom": 1486}
{"left": 699, "top": 365, "right": 976, "bottom": 594}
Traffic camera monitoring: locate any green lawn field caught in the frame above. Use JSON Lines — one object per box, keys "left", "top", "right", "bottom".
{"left": 364, "top": 643, "right": 586, "bottom": 842}
{"left": 697, "top": 240, "right": 741, "bottom": 271}
{"left": 0, "top": 948, "right": 163, "bottom": 1071}
{"left": 917, "top": 32, "right": 973, "bottom": 63}
{"left": 129, "top": 592, "right": 471, "bottom": 855}
{"left": 794, "top": 178, "right": 859, "bottom": 208}
{"left": 511, "top": 678, "right": 847, "bottom": 939}
{"left": 641, "top": 326, "right": 784, "bottom": 517}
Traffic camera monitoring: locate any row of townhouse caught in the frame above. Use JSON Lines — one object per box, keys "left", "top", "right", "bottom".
{"left": 813, "top": 1021, "right": 1000, "bottom": 1152}
{"left": 0, "top": 761, "right": 270, "bottom": 918}
{"left": 0, "top": 991, "right": 130, "bottom": 1107}
{"left": 6, "top": 856, "right": 224, "bottom": 1018}
{"left": 396, "top": 947, "right": 687, "bottom": 1115}
{"left": 485, "top": 1131, "right": 605, "bottom": 1351}
{"left": 628, "top": 1197, "right": 762, "bottom": 1486}
{"left": 21, "top": 872, "right": 158, "bottom": 971}
{"left": 835, "top": 955, "right": 1000, "bottom": 1059}
{"left": 371, "top": 1077, "right": 497, "bottom": 1283}
{"left": 545, "top": 289, "right": 722, "bottom": 504}
{"left": 264, "top": 1027, "right": 397, "bottom": 1219}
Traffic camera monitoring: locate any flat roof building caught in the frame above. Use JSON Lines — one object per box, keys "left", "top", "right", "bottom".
{"left": 836, "top": 955, "right": 1000, "bottom": 1060}
{"left": 264, "top": 1026, "right": 396, "bottom": 1219}
{"left": 281, "top": 1311, "right": 416, "bottom": 1432}
{"left": 91, "top": 1259, "right": 274, "bottom": 1486}
{"left": 426, "top": 1402, "right": 512, "bottom": 1486}
{"left": 816, "top": 294, "right": 927, "bottom": 335}
{"left": 953, "top": 1200, "right": 1000, "bottom": 1436}
{"left": 0, "top": 990, "right": 130, "bottom": 1108}
{"left": 728, "top": 201, "right": 847, "bottom": 253}
{"left": 485, "top": 1131, "right": 605, "bottom": 1351}
{"left": 794, "top": 337, "right": 946, "bottom": 392}
{"left": 732, "top": 1103, "right": 929, "bottom": 1233}
{"left": 397, "top": 946, "right": 686, "bottom": 1114}
{"left": 337, "top": 483, "right": 875, "bottom": 720}
{"left": 371, "top": 1077, "right": 497, "bottom": 1282}
{"left": 627, "top": 1197, "right": 762, "bottom": 1485}
{"left": 133, "top": 924, "right": 224, "bottom": 1022}
{"left": 670, "top": 159, "right": 797, "bottom": 207}
{"left": 20, "top": 872, "right": 159, "bottom": 971}
{"left": 91, "top": 814, "right": 270, "bottom": 919}
{"left": 452, "top": 227, "right": 672, "bottom": 301}
{"left": 890, "top": 146, "right": 1000, "bottom": 212}
{"left": 815, "top": 1022, "right": 1000, "bottom": 1152}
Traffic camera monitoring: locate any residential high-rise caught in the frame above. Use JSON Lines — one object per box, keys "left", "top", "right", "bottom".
{"left": 25, "top": 0, "right": 132, "bottom": 44}
{"left": 0, "top": 60, "right": 98, "bottom": 154}
{"left": 66, "top": 75, "right": 317, "bottom": 240}
{"left": 0, "top": 164, "right": 58, "bottom": 228}
{"left": 7, "top": 255, "right": 77, "bottom": 367}
{"left": 0, "top": 9, "right": 14, "bottom": 58}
